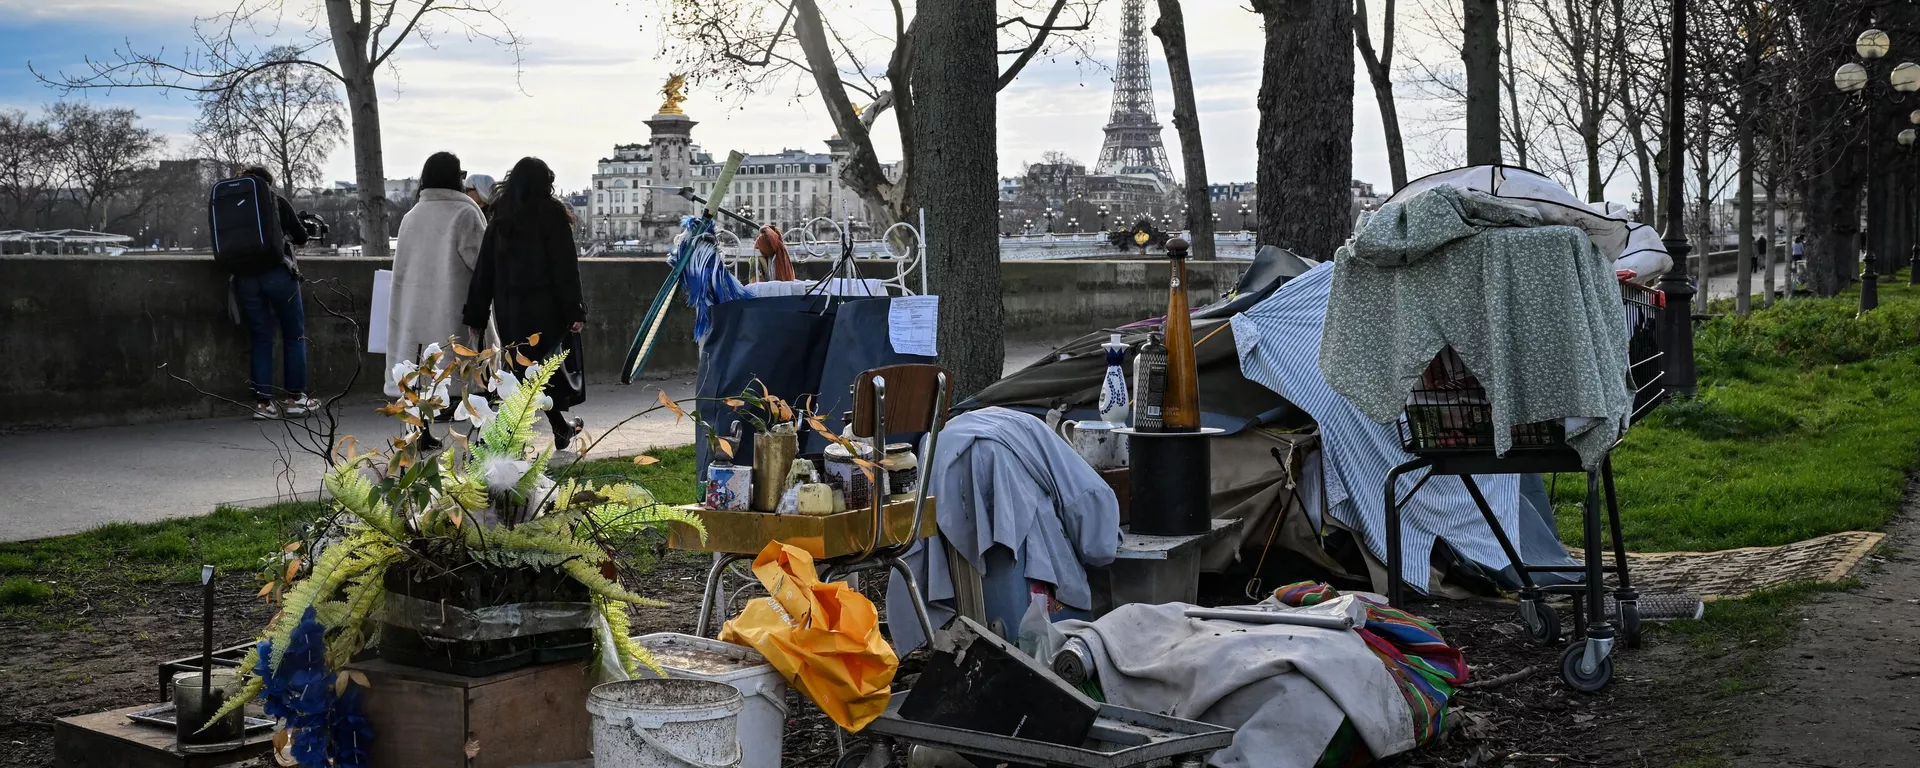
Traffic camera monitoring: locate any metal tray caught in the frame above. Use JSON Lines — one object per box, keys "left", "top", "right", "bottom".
{"left": 126, "top": 702, "right": 275, "bottom": 735}
{"left": 666, "top": 497, "right": 936, "bottom": 560}
{"left": 865, "top": 691, "right": 1234, "bottom": 768}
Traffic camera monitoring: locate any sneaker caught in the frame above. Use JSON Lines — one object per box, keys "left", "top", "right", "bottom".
{"left": 251, "top": 400, "right": 281, "bottom": 421}
{"left": 554, "top": 417, "right": 585, "bottom": 452}
{"left": 282, "top": 395, "right": 320, "bottom": 418}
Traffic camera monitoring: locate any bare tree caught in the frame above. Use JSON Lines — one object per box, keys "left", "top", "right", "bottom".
{"left": 1252, "top": 0, "right": 1355, "bottom": 260}
{"left": 38, "top": 0, "right": 525, "bottom": 259}
{"left": 1153, "top": 0, "right": 1215, "bottom": 259}
{"left": 658, "top": 0, "right": 1100, "bottom": 224}
{"left": 0, "top": 110, "right": 59, "bottom": 228}
{"left": 193, "top": 46, "right": 347, "bottom": 199}
{"left": 1515, "top": 0, "right": 1626, "bottom": 202}
{"left": 1354, "top": 0, "right": 1408, "bottom": 190}
{"left": 46, "top": 103, "right": 163, "bottom": 231}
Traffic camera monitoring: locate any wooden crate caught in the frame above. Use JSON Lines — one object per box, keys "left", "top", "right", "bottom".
{"left": 667, "top": 497, "right": 937, "bottom": 559}
{"left": 54, "top": 705, "right": 274, "bottom": 768}
{"left": 350, "top": 658, "right": 594, "bottom": 768}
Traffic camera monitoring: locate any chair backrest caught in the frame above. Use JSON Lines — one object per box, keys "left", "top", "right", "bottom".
{"left": 851, "top": 364, "right": 952, "bottom": 439}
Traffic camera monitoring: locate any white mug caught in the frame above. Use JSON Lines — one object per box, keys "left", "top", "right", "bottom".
{"left": 1060, "top": 420, "right": 1128, "bottom": 470}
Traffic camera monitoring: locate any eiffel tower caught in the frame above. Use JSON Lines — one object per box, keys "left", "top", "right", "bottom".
{"left": 1093, "top": 0, "right": 1174, "bottom": 185}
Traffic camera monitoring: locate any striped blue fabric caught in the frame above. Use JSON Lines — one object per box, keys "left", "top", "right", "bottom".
{"left": 1233, "top": 262, "right": 1522, "bottom": 594}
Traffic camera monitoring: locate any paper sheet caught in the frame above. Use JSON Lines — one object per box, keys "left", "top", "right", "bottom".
{"left": 367, "top": 269, "right": 392, "bottom": 354}
{"left": 888, "top": 295, "right": 938, "bottom": 357}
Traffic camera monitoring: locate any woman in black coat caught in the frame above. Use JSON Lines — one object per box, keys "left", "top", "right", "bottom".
{"left": 463, "top": 156, "right": 588, "bottom": 449}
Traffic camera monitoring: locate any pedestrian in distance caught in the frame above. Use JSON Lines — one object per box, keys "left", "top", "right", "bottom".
{"left": 464, "top": 173, "right": 496, "bottom": 218}
{"left": 208, "top": 166, "right": 316, "bottom": 420}
{"left": 462, "top": 157, "right": 589, "bottom": 451}
{"left": 391, "top": 153, "right": 492, "bottom": 449}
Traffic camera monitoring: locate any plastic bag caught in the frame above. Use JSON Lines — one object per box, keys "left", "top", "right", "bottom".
{"left": 1015, "top": 591, "right": 1068, "bottom": 662}
{"left": 719, "top": 541, "right": 899, "bottom": 731}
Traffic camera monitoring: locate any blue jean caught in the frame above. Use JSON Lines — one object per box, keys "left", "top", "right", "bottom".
{"left": 234, "top": 268, "right": 308, "bottom": 400}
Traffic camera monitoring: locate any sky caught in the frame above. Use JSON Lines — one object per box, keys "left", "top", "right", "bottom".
{"left": 0, "top": 0, "right": 1447, "bottom": 195}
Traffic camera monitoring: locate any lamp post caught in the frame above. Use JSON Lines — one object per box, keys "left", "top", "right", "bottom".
{"left": 1659, "top": 0, "right": 1698, "bottom": 399}
{"left": 1239, "top": 203, "right": 1252, "bottom": 231}
{"left": 1024, "top": 218, "right": 1034, "bottom": 235}
{"left": 1045, "top": 207, "right": 1057, "bottom": 233}
{"left": 1833, "top": 28, "right": 1920, "bottom": 311}
{"left": 1097, "top": 206, "right": 1110, "bottom": 231}
{"left": 1910, "top": 112, "right": 1920, "bottom": 284}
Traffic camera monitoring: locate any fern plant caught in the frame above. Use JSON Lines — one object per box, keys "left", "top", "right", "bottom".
{"left": 213, "top": 339, "right": 705, "bottom": 766}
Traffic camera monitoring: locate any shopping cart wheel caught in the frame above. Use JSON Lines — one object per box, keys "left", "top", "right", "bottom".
{"left": 1559, "top": 641, "right": 1614, "bottom": 693}
{"left": 1620, "top": 601, "right": 1643, "bottom": 650}
{"left": 1520, "top": 599, "right": 1561, "bottom": 646}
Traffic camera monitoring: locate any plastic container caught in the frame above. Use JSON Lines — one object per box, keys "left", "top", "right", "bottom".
{"left": 634, "top": 633, "right": 789, "bottom": 768}
{"left": 587, "top": 678, "right": 743, "bottom": 768}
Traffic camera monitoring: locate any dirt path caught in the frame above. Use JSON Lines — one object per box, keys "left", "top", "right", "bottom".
{"left": 1743, "top": 490, "right": 1920, "bottom": 767}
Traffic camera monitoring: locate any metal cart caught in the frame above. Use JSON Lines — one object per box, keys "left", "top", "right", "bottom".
{"left": 836, "top": 692, "right": 1235, "bottom": 768}
{"left": 1382, "top": 279, "right": 1666, "bottom": 692}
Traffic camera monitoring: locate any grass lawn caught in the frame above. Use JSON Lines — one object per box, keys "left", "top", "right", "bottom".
{"left": 1554, "top": 274, "right": 1920, "bottom": 552}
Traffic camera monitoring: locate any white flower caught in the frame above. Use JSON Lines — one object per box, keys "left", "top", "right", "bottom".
{"left": 536, "top": 395, "right": 554, "bottom": 411}
{"left": 488, "top": 369, "right": 521, "bottom": 399}
{"left": 422, "top": 342, "right": 452, "bottom": 372}
{"left": 523, "top": 360, "right": 544, "bottom": 381}
{"left": 481, "top": 457, "right": 533, "bottom": 496}
{"left": 389, "top": 360, "right": 419, "bottom": 391}
{"left": 454, "top": 394, "right": 495, "bottom": 428}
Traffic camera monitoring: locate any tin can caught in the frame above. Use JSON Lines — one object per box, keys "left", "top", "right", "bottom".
{"left": 704, "top": 463, "right": 752, "bottom": 511}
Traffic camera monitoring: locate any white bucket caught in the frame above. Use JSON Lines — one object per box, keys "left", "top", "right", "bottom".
{"left": 587, "top": 678, "right": 743, "bottom": 768}
{"left": 635, "top": 633, "right": 789, "bottom": 768}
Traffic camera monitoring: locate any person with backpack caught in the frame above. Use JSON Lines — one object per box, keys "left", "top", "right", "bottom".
{"left": 462, "top": 157, "right": 587, "bottom": 450}
{"left": 209, "top": 166, "right": 314, "bottom": 420}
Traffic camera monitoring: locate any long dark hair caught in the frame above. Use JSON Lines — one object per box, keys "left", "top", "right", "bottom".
{"left": 420, "top": 152, "right": 464, "bottom": 192}
{"left": 491, "top": 156, "right": 559, "bottom": 234}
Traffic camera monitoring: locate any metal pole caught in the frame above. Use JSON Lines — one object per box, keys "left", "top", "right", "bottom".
{"left": 1659, "top": 0, "right": 1698, "bottom": 398}
{"left": 1863, "top": 97, "right": 1882, "bottom": 312}
{"left": 1911, "top": 149, "right": 1920, "bottom": 283}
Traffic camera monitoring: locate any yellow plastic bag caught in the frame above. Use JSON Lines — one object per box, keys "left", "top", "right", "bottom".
{"left": 719, "top": 541, "right": 899, "bottom": 731}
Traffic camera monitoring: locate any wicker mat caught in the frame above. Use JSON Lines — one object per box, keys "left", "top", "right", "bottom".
{"left": 1605, "top": 531, "right": 1885, "bottom": 600}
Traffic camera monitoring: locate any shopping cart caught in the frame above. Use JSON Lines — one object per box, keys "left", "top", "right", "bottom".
{"left": 1382, "top": 277, "right": 1666, "bottom": 692}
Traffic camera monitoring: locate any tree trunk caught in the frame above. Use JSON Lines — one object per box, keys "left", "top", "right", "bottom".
{"left": 912, "top": 1, "right": 1002, "bottom": 397}
{"left": 1735, "top": 116, "right": 1754, "bottom": 317}
{"left": 326, "top": 1, "right": 389, "bottom": 259}
{"left": 1153, "top": 0, "right": 1215, "bottom": 259}
{"left": 1353, "top": 0, "right": 1407, "bottom": 191}
{"left": 1694, "top": 136, "right": 1711, "bottom": 314}
{"left": 1252, "top": 0, "right": 1354, "bottom": 260}
{"left": 1502, "top": 0, "right": 1527, "bottom": 167}
{"left": 1762, "top": 163, "right": 1777, "bottom": 308}
{"left": 1463, "top": 0, "right": 1501, "bottom": 165}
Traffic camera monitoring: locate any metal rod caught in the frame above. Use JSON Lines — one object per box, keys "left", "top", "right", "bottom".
{"left": 1658, "top": 0, "right": 1698, "bottom": 398}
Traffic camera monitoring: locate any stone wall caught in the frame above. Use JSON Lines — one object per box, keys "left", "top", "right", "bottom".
{"left": 0, "top": 255, "right": 1243, "bottom": 430}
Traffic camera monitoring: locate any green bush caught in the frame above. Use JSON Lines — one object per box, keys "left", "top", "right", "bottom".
{"left": 0, "top": 553, "right": 32, "bottom": 573}
{"left": 0, "top": 576, "right": 54, "bottom": 606}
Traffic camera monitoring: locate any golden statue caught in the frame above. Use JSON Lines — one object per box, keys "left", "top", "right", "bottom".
{"left": 658, "top": 74, "right": 689, "bottom": 116}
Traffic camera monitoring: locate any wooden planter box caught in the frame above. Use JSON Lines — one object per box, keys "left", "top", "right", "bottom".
{"left": 349, "top": 658, "right": 593, "bottom": 768}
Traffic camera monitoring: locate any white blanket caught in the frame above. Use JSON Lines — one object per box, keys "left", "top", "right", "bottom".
{"left": 1056, "top": 600, "right": 1414, "bottom": 768}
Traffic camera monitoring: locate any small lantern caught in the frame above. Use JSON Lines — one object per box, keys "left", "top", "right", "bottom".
{"left": 1901, "top": 129, "right": 1917, "bottom": 147}
{"left": 1859, "top": 28, "right": 1892, "bottom": 59}
{"left": 1894, "top": 62, "right": 1920, "bottom": 93}
{"left": 1836, "top": 62, "right": 1870, "bottom": 93}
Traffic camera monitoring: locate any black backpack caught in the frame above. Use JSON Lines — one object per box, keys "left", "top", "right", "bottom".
{"left": 208, "top": 176, "right": 288, "bottom": 275}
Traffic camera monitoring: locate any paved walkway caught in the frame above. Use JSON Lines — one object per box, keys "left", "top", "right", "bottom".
{"left": 0, "top": 339, "right": 1075, "bottom": 542}
{"left": 1702, "top": 263, "right": 1791, "bottom": 302}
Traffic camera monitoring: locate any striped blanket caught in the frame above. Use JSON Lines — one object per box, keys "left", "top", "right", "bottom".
{"left": 1274, "top": 582, "right": 1468, "bottom": 756}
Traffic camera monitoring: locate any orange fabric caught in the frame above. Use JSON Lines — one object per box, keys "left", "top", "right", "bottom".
{"left": 753, "top": 225, "right": 797, "bottom": 282}
{"left": 719, "top": 541, "right": 897, "bottom": 731}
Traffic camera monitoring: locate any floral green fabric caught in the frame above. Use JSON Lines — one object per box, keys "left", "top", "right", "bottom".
{"left": 1319, "top": 185, "right": 1631, "bottom": 469}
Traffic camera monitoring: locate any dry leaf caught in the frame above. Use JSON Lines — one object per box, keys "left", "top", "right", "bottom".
{"left": 526, "top": 333, "right": 542, "bottom": 347}
{"left": 725, "top": 398, "right": 746, "bottom": 408}
{"left": 256, "top": 582, "right": 274, "bottom": 598}
{"left": 348, "top": 670, "right": 370, "bottom": 689}
{"left": 658, "top": 389, "right": 687, "bottom": 423}
{"left": 714, "top": 437, "right": 734, "bottom": 458}
{"left": 283, "top": 560, "right": 301, "bottom": 584}
{"left": 282, "top": 541, "right": 302, "bottom": 553}
{"left": 807, "top": 416, "right": 830, "bottom": 434}
{"left": 452, "top": 343, "right": 480, "bottom": 357}
{"left": 633, "top": 455, "right": 661, "bottom": 465}
{"left": 465, "top": 738, "right": 482, "bottom": 759}
{"left": 515, "top": 351, "right": 534, "bottom": 367}
{"left": 449, "top": 509, "right": 464, "bottom": 528}
{"left": 333, "top": 671, "right": 351, "bottom": 696}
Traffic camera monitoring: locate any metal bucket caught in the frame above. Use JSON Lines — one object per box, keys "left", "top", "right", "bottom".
{"left": 587, "top": 678, "right": 743, "bottom": 768}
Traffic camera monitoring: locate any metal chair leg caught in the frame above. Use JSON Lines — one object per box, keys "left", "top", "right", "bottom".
{"left": 886, "top": 556, "right": 939, "bottom": 645}
{"left": 697, "top": 553, "right": 750, "bottom": 638}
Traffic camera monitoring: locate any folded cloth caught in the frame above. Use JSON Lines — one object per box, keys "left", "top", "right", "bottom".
{"left": 1320, "top": 185, "right": 1633, "bottom": 468}
{"left": 1056, "top": 601, "right": 1416, "bottom": 768}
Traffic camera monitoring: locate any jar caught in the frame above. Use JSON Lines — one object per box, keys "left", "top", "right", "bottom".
{"left": 823, "top": 442, "right": 876, "bottom": 511}
{"left": 881, "top": 442, "right": 918, "bottom": 502}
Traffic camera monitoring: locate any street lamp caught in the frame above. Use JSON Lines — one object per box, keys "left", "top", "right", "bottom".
{"left": 1045, "top": 207, "right": 1057, "bottom": 233}
{"left": 1239, "top": 203, "right": 1252, "bottom": 231}
{"left": 1833, "top": 26, "right": 1920, "bottom": 312}
{"left": 1659, "top": 0, "right": 1698, "bottom": 397}
{"left": 1024, "top": 218, "right": 1034, "bottom": 234}
{"left": 1911, "top": 109, "right": 1920, "bottom": 284}
{"left": 1097, "top": 206, "right": 1110, "bottom": 229}
{"left": 1069, "top": 217, "right": 1079, "bottom": 232}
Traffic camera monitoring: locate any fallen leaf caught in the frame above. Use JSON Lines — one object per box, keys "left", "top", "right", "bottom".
{"left": 465, "top": 738, "right": 482, "bottom": 759}
{"left": 633, "top": 455, "right": 661, "bottom": 465}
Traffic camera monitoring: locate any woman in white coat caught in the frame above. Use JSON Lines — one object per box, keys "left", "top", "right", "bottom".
{"left": 388, "top": 152, "right": 490, "bottom": 400}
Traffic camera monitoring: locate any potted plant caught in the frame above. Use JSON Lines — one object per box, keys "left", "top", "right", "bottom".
{"left": 209, "top": 339, "right": 703, "bottom": 768}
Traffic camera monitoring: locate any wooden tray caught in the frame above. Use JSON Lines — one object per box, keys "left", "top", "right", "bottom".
{"left": 667, "top": 497, "right": 937, "bottom": 560}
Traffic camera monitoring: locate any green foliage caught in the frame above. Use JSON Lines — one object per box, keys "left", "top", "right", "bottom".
{"left": 1553, "top": 281, "right": 1920, "bottom": 552}
{"left": 0, "top": 576, "right": 54, "bottom": 606}
{"left": 0, "top": 553, "right": 33, "bottom": 573}
{"left": 0, "top": 502, "right": 318, "bottom": 588}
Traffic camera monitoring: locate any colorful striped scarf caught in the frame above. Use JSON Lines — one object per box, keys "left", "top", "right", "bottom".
{"left": 1274, "top": 582, "right": 1468, "bottom": 750}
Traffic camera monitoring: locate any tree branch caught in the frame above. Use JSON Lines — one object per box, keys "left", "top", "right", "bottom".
{"left": 998, "top": 0, "right": 1075, "bottom": 89}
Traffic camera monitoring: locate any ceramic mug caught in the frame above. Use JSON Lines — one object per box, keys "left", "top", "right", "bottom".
{"left": 1060, "top": 420, "right": 1128, "bottom": 470}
